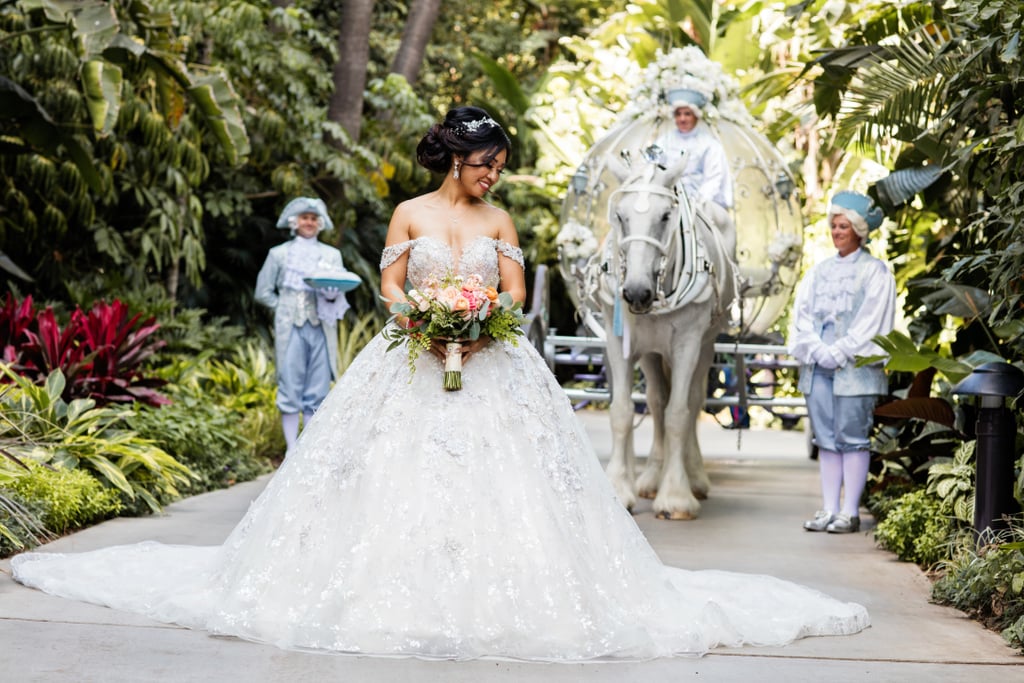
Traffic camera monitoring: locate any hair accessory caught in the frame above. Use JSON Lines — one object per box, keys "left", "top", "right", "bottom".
{"left": 456, "top": 116, "right": 498, "bottom": 135}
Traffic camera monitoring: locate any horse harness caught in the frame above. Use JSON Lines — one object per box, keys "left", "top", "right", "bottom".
{"left": 601, "top": 171, "right": 732, "bottom": 317}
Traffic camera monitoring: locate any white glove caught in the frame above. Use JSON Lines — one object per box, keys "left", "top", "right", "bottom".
{"left": 317, "top": 286, "right": 340, "bottom": 303}
{"left": 812, "top": 345, "right": 840, "bottom": 370}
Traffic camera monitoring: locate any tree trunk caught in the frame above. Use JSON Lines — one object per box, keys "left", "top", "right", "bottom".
{"left": 390, "top": 0, "right": 442, "bottom": 86}
{"left": 328, "top": 0, "right": 376, "bottom": 146}
{"left": 269, "top": 0, "right": 290, "bottom": 34}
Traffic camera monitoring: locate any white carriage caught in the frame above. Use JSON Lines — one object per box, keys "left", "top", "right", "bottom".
{"left": 535, "top": 49, "right": 809, "bottom": 423}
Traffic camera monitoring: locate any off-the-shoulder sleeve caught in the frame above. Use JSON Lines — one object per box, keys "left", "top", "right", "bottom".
{"left": 380, "top": 240, "right": 413, "bottom": 271}
{"left": 495, "top": 240, "right": 524, "bottom": 269}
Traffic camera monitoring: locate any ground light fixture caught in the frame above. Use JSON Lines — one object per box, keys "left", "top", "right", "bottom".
{"left": 951, "top": 361, "right": 1024, "bottom": 541}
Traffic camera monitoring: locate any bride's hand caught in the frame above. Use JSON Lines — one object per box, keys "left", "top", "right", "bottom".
{"left": 459, "top": 336, "right": 490, "bottom": 362}
{"left": 428, "top": 337, "right": 490, "bottom": 362}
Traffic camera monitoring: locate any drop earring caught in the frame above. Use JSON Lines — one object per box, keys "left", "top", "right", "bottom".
{"left": 453, "top": 162, "right": 461, "bottom": 180}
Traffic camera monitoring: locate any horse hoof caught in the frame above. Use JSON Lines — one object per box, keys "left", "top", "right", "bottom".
{"left": 655, "top": 509, "right": 697, "bottom": 521}
{"left": 693, "top": 489, "right": 708, "bottom": 501}
{"left": 638, "top": 489, "right": 657, "bottom": 500}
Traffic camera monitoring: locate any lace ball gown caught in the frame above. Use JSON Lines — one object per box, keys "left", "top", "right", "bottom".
{"left": 12, "top": 237, "right": 869, "bottom": 661}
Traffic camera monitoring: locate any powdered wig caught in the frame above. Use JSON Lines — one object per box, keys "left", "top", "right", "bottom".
{"left": 276, "top": 196, "right": 333, "bottom": 234}
{"left": 828, "top": 191, "right": 884, "bottom": 241}
{"left": 416, "top": 106, "right": 511, "bottom": 174}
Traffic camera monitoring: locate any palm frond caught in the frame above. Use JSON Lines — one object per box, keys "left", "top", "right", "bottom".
{"left": 834, "top": 26, "right": 961, "bottom": 153}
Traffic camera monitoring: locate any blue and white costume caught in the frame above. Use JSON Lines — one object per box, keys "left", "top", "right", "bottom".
{"left": 789, "top": 191, "right": 895, "bottom": 533}
{"left": 255, "top": 197, "right": 351, "bottom": 452}
{"left": 654, "top": 88, "right": 735, "bottom": 254}
{"left": 656, "top": 123, "right": 733, "bottom": 211}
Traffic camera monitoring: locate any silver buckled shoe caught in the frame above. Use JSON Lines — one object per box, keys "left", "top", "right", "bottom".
{"left": 826, "top": 513, "right": 861, "bottom": 534}
{"left": 804, "top": 510, "right": 834, "bottom": 532}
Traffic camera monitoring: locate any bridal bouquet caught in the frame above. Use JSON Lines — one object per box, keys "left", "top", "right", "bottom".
{"left": 383, "top": 271, "right": 526, "bottom": 391}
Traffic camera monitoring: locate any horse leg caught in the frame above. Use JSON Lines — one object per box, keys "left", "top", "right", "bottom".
{"left": 683, "top": 341, "right": 714, "bottom": 500}
{"left": 652, "top": 337, "right": 703, "bottom": 520}
{"left": 604, "top": 334, "right": 638, "bottom": 512}
{"left": 636, "top": 353, "right": 666, "bottom": 499}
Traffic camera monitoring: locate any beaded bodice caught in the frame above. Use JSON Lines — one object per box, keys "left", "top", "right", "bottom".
{"left": 380, "top": 236, "right": 524, "bottom": 288}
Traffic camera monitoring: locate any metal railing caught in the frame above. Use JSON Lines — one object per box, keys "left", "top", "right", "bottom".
{"left": 546, "top": 334, "right": 806, "bottom": 412}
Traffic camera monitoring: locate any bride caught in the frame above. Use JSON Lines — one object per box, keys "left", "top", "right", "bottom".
{"left": 11, "top": 106, "right": 868, "bottom": 661}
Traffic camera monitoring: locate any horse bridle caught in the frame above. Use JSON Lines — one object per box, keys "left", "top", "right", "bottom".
{"left": 607, "top": 176, "right": 701, "bottom": 312}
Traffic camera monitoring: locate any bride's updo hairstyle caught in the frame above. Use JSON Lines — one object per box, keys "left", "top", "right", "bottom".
{"left": 416, "top": 106, "right": 511, "bottom": 174}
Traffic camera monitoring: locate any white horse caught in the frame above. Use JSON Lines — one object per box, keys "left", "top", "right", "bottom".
{"left": 598, "top": 156, "right": 736, "bottom": 519}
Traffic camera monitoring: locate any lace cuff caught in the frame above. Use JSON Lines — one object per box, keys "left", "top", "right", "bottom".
{"left": 380, "top": 241, "right": 413, "bottom": 271}
{"left": 496, "top": 240, "right": 524, "bottom": 270}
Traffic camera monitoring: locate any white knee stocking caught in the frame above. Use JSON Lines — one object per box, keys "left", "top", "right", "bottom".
{"left": 841, "top": 450, "right": 871, "bottom": 517}
{"left": 818, "top": 449, "right": 843, "bottom": 514}
{"left": 281, "top": 413, "right": 300, "bottom": 452}
{"left": 302, "top": 411, "right": 314, "bottom": 430}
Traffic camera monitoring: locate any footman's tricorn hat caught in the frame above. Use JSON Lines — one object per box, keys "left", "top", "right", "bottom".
{"left": 276, "top": 197, "right": 334, "bottom": 233}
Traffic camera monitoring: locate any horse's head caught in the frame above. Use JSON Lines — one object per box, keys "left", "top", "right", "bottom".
{"left": 606, "top": 156, "right": 688, "bottom": 314}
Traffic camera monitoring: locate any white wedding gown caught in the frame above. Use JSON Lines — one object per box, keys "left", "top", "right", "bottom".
{"left": 12, "top": 237, "right": 868, "bottom": 661}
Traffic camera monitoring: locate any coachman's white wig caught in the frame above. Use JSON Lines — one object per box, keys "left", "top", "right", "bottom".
{"left": 828, "top": 191, "right": 884, "bottom": 241}
{"left": 276, "top": 197, "right": 334, "bottom": 234}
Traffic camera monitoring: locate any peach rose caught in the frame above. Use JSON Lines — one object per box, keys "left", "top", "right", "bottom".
{"left": 437, "top": 286, "right": 462, "bottom": 309}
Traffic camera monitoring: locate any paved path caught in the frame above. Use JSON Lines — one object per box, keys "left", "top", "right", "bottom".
{"left": 2, "top": 412, "right": 1020, "bottom": 682}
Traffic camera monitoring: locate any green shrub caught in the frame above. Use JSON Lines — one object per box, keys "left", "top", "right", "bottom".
{"left": 866, "top": 479, "right": 917, "bottom": 524}
{"left": 153, "top": 341, "right": 283, "bottom": 462}
{"left": 874, "top": 488, "right": 956, "bottom": 566}
{"left": 128, "top": 389, "right": 270, "bottom": 494}
{"left": 927, "top": 441, "right": 976, "bottom": 524}
{"left": 7, "top": 464, "right": 122, "bottom": 534}
{"left": 0, "top": 367, "right": 192, "bottom": 512}
{"left": 0, "top": 489, "right": 51, "bottom": 557}
{"left": 933, "top": 531, "right": 1024, "bottom": 655}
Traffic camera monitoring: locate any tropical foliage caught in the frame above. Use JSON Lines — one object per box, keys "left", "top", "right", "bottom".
{"left": 933, "top": 524, "right": 1024, "bottom": 653}
{"left": 134, "top": 341, "right": 280, "bottom": 491}
{"left": 0, "top": 366, "right": 192, "bottom": 512}
{"left": 0, "top": 294, "right": 168, "bottom": 406}
{"left": 5, "top": 462, "right": 123, "bottom": 535}
{"left": 802, "top": 0, "right": 1024, "bottom": 362}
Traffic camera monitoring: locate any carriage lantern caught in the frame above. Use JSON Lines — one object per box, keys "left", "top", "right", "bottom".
{"left": 951, "top": 362, "right": 1024, "bottom": 543}
{"left": 773, "top": 173, "right": 796, "bottom": 201}
{"left": 571, "top": 165, "right": 590, "bottom": 194}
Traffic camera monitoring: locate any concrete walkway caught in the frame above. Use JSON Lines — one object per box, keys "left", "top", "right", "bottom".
{"left": 1, "top": 411, "right": 1020, "bottom": 682}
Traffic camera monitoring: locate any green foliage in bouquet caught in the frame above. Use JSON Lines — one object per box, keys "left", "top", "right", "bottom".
{"left": 383, "top": 271, "right": 526, "bottom": 377}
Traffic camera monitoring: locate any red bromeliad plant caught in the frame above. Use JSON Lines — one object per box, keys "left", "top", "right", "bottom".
{"left": 19, "top": 307, "right": 93, "bottom": 390}
{"left": 0, "top": 294, "right": 169, "bottom": 406}
{"left": 76, "top": 300, "right": 169, "bottom": 406}
{"left": 0, "top": 293, "right": 35, "bottom": 366}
